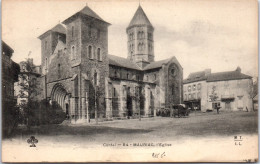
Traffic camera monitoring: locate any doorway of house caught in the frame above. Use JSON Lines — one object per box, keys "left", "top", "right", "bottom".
{"left": 225, "top": 101, "right": 231, "bottom": 111}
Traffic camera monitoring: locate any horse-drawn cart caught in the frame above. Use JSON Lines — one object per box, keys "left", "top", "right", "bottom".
{"left": 172, "top": 104, "right": 190, "bottom": 118}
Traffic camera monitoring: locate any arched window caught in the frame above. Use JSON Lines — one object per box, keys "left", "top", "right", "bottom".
{"left": 154, "top": 74, "right": 157, "bottom": 80}
{"left": 141, "top": 31, "right": 144, "bottom": 38}
{"left": 94, "top": 71, "right": 97, "bottom": 86}
{"left": 72, "top": 26, "right": 74, "bottom": 38}
{"left": 193, "top": 84, "right": 196, "bottom": 91}
{"left": 88, "top": 46, "right": 92, "bottom": 59}
{"left": 97, "top": 48, "right": 101, "bottom": 61}
{"left": 97, "top": 29, "right": 100, "bottom": 39}
{"left": 114, "top": 70, "right": 117, "bottom": 77}
{"left": 45, "top": 57, "right": 48, "bottom": 71}
{"left": 113, "top": 88, "right": 116, "bottom": 97}
{"left": 71, "top": 46, "right": 75, "bottom": 60}
{"left": 45, "top": 41, "right": 47, "bottom": 50}
{"left": 58, "top": 64, "right": 61, "bottom": 78}
{"left": 88, "top": 25, "right": 92, "bottom": 37}
{"left": 142, "top": 43, "right": 145, "bottom": 50}
{"left": 188, "top": 85, "right": 191, "bottom": 92}
{"left": 138, "top": 43, "right": 142, "bottom": 51}
{"left": 127, "top": 73, "right": 129, "bottom": 79}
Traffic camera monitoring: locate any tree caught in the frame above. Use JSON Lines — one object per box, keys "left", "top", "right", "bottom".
{"left": 209, "top": 85, "right": 220, "bottom": 113}
{"left": 17, "top": 58, "right": 41, "bottom": 129}
{"left": 209, "top": 85, "right": 218, "bottom": 102}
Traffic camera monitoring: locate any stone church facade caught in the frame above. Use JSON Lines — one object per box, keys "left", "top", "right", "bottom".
{"left": 38, "top": 5, "right": 183, "bottom": 122}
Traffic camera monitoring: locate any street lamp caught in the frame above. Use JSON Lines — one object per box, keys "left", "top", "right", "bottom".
{"left": 95, "top": 85, "right": 98, "bottom": 124}
{"left": 86, "top": 92, "right": 90, "bottom": 123}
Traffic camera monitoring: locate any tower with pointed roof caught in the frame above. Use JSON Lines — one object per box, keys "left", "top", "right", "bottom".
{"left": 126, "top": 5, "right": 154, "bottom": 68}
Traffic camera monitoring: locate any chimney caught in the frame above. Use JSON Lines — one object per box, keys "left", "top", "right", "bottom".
{"left": 236, "top": 66, "right": 241, "bottom": 73}
{"left": 205, "top": 69, "right": 211, "bottom": 76}
{"left": 28, "top": 58, "right": 33, "bottom": 66}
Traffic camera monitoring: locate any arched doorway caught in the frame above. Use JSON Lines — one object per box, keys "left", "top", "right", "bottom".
{"left": 51, "top": 83, "right": 70, "bottom": 118}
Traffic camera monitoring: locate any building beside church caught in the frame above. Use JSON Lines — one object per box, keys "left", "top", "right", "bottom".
{"left": 14, "top": 58, "right": 41, "bottom": 105}
{"left": 183, "top": 67, "right": 253, "bottom": 112}
{"left": 38, "top": 5, "right": 183, "bottom": 122}
{"left": 2, "top": 41, "right": 20, "bottom": 104}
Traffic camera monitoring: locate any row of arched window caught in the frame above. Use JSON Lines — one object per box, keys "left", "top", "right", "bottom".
{"left": 71, "top": 25, "right": 101, "bottom": 39}
{"left": 129, "top": 43, "right": 153, "bottom": 52}
{"left": 138, "top": 42, "right": 145, "bottom": 51}
{"left": 138, "top": 31, "right": 145, "bottom": 39}
{"left": 129, "top": 32, "right": 134, "bottom": 40}
{"left": 184, "top": 83, "right": 201, "bottom": 92}
{"left": 71, "top": 46, "right": 102, "bottom": 61}
{"left": 129, "top": 44, "right": 134, "bottom": 51}
{"left": 88, "top": 46, "right": 102, "bottom": 61}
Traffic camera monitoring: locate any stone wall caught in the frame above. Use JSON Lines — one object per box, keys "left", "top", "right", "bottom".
{"left": 80, "top": 15, "right": 109, "bottom": 118}
{"left": 161, "top": 59, "right": 183, "bottom": 108}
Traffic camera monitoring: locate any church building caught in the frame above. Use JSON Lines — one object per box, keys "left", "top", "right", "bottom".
{"left": 38, "top": 5, "right": 183, "bottom": 122}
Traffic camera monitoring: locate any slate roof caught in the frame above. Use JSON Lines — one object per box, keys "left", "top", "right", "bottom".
{"left": 108, "top": 55, "right": 141, "bottom": 70}
{"left": 38, "top": 23, "right": 66, "bottom": 39}
{"left": 51, "top": 24, "right": 66, "bottom": 34}
{"left": 183, "top": 71, "right": 207, "bottom": 84}
{"left": 79, "top": 6, "right": 105, "bottom": 22}
{"left": 108, "top": 55, "right": 175, "bottom": 71}
{"left": 184, "top": 67, "right": 252, "bottom": 84}
{"left": 62, "top": 5, "right": 110, "bottom": 24}
{"left": 143, "top": 58, "right": 171, "bottom": 70}
{"left": 207, "top": 71, "right": 252, "bottom": 82}
{"left": 2, "top": 41, "right": 14, "bottom": 54}
{"left": 128, "top": 5, "right": 153, "bottom": 29}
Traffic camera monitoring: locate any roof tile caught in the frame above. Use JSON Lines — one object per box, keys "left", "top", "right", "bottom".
{"left": 128, "top": 5, "right": 153, "bottom": 28}
{"left": 108, "top": 55, "right": 141, "bottom": 70}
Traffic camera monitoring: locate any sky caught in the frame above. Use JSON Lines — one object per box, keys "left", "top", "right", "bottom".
{"left": 2, "top": 0, "right": 258, "bottom": 78}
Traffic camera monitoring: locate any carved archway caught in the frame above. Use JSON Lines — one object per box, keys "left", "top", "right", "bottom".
{"left": 51, "top": 83, "right": 69, "bottom": 114}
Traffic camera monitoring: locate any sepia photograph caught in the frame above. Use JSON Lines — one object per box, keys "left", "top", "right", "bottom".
{"left": 1, "top": 0, "right": 258, "bottom": 162}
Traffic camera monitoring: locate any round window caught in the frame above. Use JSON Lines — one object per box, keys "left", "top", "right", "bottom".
{"left": 170, "top": 68, "right": 178, "bottom": 76}
{"left": 171, "top": 69, "right": 175, "bottom": 75}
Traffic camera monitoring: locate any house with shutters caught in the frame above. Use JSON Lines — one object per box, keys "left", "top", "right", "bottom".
{"left": 183, "top": 67, "right": 253, "bottom": 112}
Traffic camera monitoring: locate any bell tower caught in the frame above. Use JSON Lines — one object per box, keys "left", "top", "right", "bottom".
{"left": 126, "top": 5, "right": 154, "bottom": 68}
